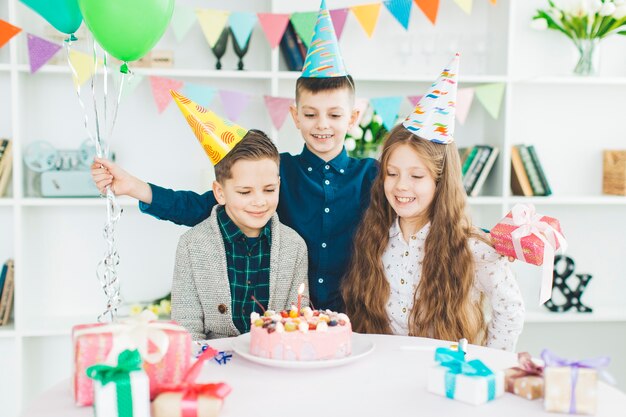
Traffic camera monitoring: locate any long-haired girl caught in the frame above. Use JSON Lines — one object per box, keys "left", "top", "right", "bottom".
{"left": 342, "top": 55, "right": 524, "bottom": 351}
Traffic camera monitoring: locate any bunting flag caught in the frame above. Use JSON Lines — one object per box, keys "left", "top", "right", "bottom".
{"left": 0, "top": 19, "right": 21, "bottom": 48}
{"left": 407, "top": 95, "right": 423, "bottom": 107}
{"left": 370, "top": 96, "right": 403, "bottom": 130}
{"left": 414, "top": 0, "right": 439, "bottom": 25}
{"left": 150, "top": 76, "right": 184, "bottom": 113}
{"left": 170, "top": 5, "right": 197, "bottom": 42}
{"left": 329, "top": 8, "right": 349, "bottom": 40}
{"left": 196, "top": 9, "right": 230, "bottom": 48}
{"left": 182, "top": 83, "right": 216, "bottom": 107}
{"left": 490, "top": 0, "right": 497, "bottom": 4}
{"left": 453, "top": 0, "right": 473, "bottom": 15}
{"left": 219, "top": 90, "right": 251, "bottom": 122}
{"left": 350, "top": 3, "right": 382, "bottom": 38}
{"left": 69, "top": 49, "right": 100, "bottom": 86}
{"left": 455, "top": 87, "right": 474, "bottom": 125}
{"left": 263, "top": 95, "right": 293, "bottom": 130}
{"left": 353, "top": 97, "right": 370, "bottom": 126}
{"left": 120, "top": 74, "right": 145, "bottom": 101}
{"left": 290, "top": 11, "right": 317, "bottom": 49}
{"left": 474, "top": 83, "right": 505, "bottom": 119}
{"left": 229, "top": 12, "right": 257, "bottom": 50}
{"left": 257, "top": 13, "right": 290, "bottom": 49}
{"left": 384, "top": 0, "right": 412, "bottom": 30}
{"left": 27, "top": 33, "right": 61, "bottom": 73}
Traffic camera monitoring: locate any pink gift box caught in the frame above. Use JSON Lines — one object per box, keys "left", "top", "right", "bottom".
{"left": 72, "top": 319, "right": 191, "bottom": 406}
{"left": 491, "top": 210, "right": 563, "bottom": 266}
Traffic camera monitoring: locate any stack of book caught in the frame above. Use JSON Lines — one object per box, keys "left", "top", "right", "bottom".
{"left": 0, "top": 139, "right": 13, "bottom": 197}
{"left": 511, "top": 144, "right": 552, "bottom": 196}
{"left": 280, "top": 22, "right": 306, "bottom": 71}
{"left": 460, "top": 145, "right": 500, "bottom": 197}
{"left": 0, "top": 259, "right": 14, "bottom": 326}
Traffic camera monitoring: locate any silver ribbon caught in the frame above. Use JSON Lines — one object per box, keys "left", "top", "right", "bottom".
{"left": 67, "top": 36, "right": 125, "bottom": 322}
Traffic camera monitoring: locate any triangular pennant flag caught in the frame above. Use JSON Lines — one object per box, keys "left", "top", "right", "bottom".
{"left": 350, "top": 3, "right": 382, "bottom": 38}
{"left": 27, "top": 33, "right": 61, "bottom": 73}
{"left": 384, "top": 0, "right": 412, "bottom": 30}
{"left": 290, "top": 11, "right": 318, "bottom": 49}
{"left": 407, "top": 95, "right": 423, "bottom": 107}
{"left": 490, "top": 0, "right": 497, "bottom": 4}
{"left": 69, "top": 49, "right": 100, "bottom": 86}
{"left": 196, "top": 9, "right": 230, "bottom": 48}
{"left": 120, "top": 74, "right": 145, "bottom": 101}
{"left": 353, "top": 97, "right": 370, "bottom": 126}
{"left": 182, "top": 83, "right": 216, "bottom": 107}
{"left": 370, "top": 96, "right": 403, "bottom": 130}
{"left": 455, "top": 87, "right": 474, "bottom": 125}
{"left": 453, "top": 0, "right": 473, "bottom": 15}
{"left": 403, "top": 53, "right": 459, "bottom": 144}
{"left": 474, "top": 83, "right": 505, "bottom": 119}
{"left": 171, "top": 90, "right": 248, "bottom": 166}
{"left": 229, "top": 12, "right": 257, "bottom": 50}
{"left": 0, "top": 19, "right": 21, "bottom": 48}
{"left": 150, "top": 76, "right": 184, "bottom": 113}
{"left": 171, "top": 5, "right": 197, "bottom": 42}
{"left": 219, "top": 90, "right": 251, "bottom": 122}
{"left": 329, "top": 8, "right": 349, "bottom": 40}
{"left": 257, "top": 13, "right": 290, "bottom": 49}
{"left": 414, "top": 0, "right": 439, "bottom": 25}
{"left": 263, "top": 96, "right": 293, "bottom": 130}
{"left": 302, "top": 0, "right": 348, "bottom": 78}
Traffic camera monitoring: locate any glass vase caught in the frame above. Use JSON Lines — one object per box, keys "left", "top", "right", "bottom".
{"left": 572, "top": 38, "right": 599, "bottom": 76}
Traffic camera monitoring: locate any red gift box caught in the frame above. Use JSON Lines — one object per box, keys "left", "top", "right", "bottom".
{"left": 72, "top": 312, "right": 191, "bottom": 406}
{"left": 491, "top": 205, "right": 564, "bottom": 266}
{"left": 491, "top": 204, "right": 566, "bottom": 304}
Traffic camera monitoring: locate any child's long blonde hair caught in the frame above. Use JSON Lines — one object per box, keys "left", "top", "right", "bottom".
{"left": 342, "top": 125, "right": 486, "bottom": 344}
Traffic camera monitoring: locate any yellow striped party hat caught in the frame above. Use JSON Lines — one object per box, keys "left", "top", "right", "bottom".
{"left": 170, "top": 90, "right": 248, "bottom": 165}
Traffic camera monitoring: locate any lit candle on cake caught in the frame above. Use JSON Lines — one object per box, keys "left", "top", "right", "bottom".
{"left": 297, "top": 283, "right": 305, "bottom": 313}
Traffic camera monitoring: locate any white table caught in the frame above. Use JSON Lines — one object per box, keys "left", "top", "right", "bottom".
{"left": 22, "top": 334, "right": 625, "bottom": 417}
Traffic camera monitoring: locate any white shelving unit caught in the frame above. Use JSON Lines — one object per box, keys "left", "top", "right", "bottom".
{"left": 1, "top": 0, "right": 626, "bottom": 415}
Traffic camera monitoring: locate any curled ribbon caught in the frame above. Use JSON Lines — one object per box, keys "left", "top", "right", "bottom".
{"left": 501, "top": 204, "right": 567, "bottom": 304}
{"left": 505, "top": 352, "right": 543, "bottom": 392}
{"left": 160, "top": 346, "right": 232, "bottom": 417}
{"left": 435, "top": 347, "right": 496, "bottom": 402}
{"left": 74, "top": 310, "right": 184, "bottom": 364}
{"left": 86, "top": 350, "right": 143, "bottom": 417}
{"left": 542, "top": 349, "right": 614, "bottom": 414}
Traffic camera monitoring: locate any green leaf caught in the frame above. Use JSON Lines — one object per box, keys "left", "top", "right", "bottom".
{"left": 618, "top": 30, "right": 626, "bottom": 35}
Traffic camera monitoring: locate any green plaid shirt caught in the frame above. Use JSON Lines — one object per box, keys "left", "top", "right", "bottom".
{"left": 217, "top": 206, "right": 271, "bottom": 333}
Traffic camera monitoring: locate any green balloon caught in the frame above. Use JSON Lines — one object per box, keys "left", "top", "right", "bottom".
{"left": 78, "top": 0, "right": 174, "bottom": 62}
{"left": 21, "top": 0, "right": 83, "bottom": 35}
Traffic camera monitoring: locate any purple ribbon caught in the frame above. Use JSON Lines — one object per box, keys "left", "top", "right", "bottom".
{"left": 541, "top": 349, "right": 611, "bottom": 414}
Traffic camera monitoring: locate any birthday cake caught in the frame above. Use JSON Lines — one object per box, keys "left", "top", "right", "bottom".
{"left": 249, "top": 307, "right": 352, "bottom": 361}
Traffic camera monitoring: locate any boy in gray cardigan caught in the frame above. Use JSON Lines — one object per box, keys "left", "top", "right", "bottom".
{"left": 170, "top": 100, "right": 308, "bottom": 341}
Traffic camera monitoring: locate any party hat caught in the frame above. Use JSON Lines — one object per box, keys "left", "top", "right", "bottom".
{"left": 402, "top": 53, "right": 460, "bottom": 144}
{"left": 171, "top": 90, "right": 248, "bottom": 165}
{"left": 301, "top": 0, "right": 348, "bottom": 78}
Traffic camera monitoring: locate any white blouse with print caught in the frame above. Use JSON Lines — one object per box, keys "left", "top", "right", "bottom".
{"left": 383, "top": 219, "right": 525, "bottom": 352}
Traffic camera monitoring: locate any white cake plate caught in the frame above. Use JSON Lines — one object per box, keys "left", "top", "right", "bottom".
{"left": 232, "top": 332, "right": 375, "bottom": 369}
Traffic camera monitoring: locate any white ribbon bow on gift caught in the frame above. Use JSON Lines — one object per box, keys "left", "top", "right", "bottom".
{"left": 500, "top": 204, "right": 567, "bottom": 305}
{"left": 74, "top": 310, "right": 183, "bottom": 364}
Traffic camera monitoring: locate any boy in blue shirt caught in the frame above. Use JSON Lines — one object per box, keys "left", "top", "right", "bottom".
{"left": 91, "top": 1, "right": 377, "bottom": 311}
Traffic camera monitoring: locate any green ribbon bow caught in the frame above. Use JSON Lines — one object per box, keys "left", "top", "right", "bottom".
{"left": 434, "top": 347, "right": 496, "bottom": 401}
{"left": 86, "top": 349, "right": 143, "bottom": 417}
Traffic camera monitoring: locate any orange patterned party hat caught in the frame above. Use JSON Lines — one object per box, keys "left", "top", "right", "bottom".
{"left": 171, "top": 90, "right": 248, "bottom": 165}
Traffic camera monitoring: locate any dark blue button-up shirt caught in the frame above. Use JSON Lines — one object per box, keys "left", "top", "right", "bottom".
{"left": 141, "top": 146, "right": 378, "bottom": 311}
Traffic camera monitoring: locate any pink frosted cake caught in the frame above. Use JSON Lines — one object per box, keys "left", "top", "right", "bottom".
{"left": 249, "top": 307, "right": 352, "bottom": 361}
